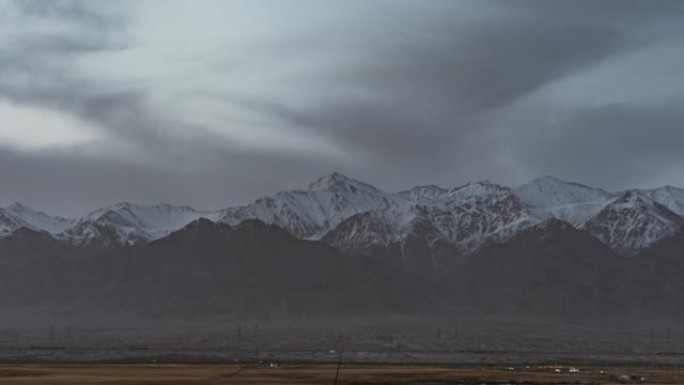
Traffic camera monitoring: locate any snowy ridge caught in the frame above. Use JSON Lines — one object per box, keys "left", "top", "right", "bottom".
{"left": 581, "top": 191, "right": 684, "bottom": 254}
{"left": 515, "top": 176, "right": 611, "bottom": 207}
{"left": 325, "top": 183, "right": 539, "bottom": 255}
{"left": 1, "top": 203, "right": 75, "bottom": 236}
{"left": 1, "top": 173, "right": 683, "bottom": 255}
{"left": 0, "top": 207, "right": 28, "bottom": 235}
{"left": 514, "top": 176, "right": 611, "bottom": 226}
{"left": 513, "top": 177, "right": 684, "bottom": 252}
{"left": 218, "top": 172, "right": 400, "bottom": 239}
{"left": 220, "top": 174, "right": 684, "bottom": 256}
{"left": 636, "top": 186, "right": 684, "bottom": 216}
{"left": 4, "top": 203, "right": 75, "bottom": 234}
{"left": 436, "top": 182, "right": 539, "bottom": 251}
{"left": 64, "top": 202, "right": 221, "bottom": 246}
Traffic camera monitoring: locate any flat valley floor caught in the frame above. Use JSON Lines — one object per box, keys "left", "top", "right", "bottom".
{"left": 0, "top": 364, "right": 682, "bottom": 385}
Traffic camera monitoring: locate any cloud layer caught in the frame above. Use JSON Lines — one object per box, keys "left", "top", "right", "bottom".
{"left": 1, "top": 0, "right": 683, "bottom": 215}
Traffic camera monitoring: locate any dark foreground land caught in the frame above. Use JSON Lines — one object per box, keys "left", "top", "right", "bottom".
{"left": 3, "top": 312, "right": 684, "bottom": 384}
{"left": 0, "top": 363, "right": 680, "bottom": 384}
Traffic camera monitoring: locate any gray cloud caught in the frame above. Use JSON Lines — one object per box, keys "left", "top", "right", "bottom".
{"left": 502, "top": 102, "right": 684, "bottom": 189}
{"left": 0, "top": 1, "right": 132, "bottom": 127}
{"left": 0, "top": 146, "right": 342, "bottom": 216}
{"left": 0, "top": 0, "right": 683, "bottom": 215}
{"left": 226, "top": 1, "right": 659, "bottom": 187}
{"left": 14, "top": 0, "right": 124, "bottom": 25}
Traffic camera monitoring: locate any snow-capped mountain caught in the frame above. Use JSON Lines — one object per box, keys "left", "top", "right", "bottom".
{"left": 64, "top": 203, "right": 220, "bottom": 246}
{"left": 218, "top": 172, "right": 400, "bottom": 239}
{"left": 0, "top": 207, "right": 27, "bottom": 235}
{"left": 442, "top": 183, "right": 540, "bottom": 250}
{"left": 515, "top": 176, "right": 611, "bottom": 208}
{"left": 0, "top": 203, "right": 75, "bottom": 236}
{"left": 323, "top": 182, "right": 539, "bottom": 268}
{"left": 0, "top": 202, "right": 221, "bottom": 246}
{"left": 636, "top": 185, "right": 684, "bottom": 216}
{"left": 254, "top": 175, "right": 683, "bottom": 259}
{"left": 1, "top": 173, "right": 683, "bottom": 259}
{"left": 513, "top": 177, "right": 684, "bottom": 253}
{"left": 513, "top": 176, "right": 612, "bottom": 226}
{"left": 323, "top": 181, "right": 540, "bottom": 274}
{"left": 4, "top": 203, "right": 75, "bottom": 234}
{"left": 219, "top": 177, "right": 540, "bottom": 256}
{"left": 582, "top": 191, "right": 684, "bottom": 255}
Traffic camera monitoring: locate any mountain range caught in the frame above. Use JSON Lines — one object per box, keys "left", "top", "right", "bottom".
{"left": 3, "top": 172, "right": 684, "bottom": 257}
{"left": 1, "top": 173, "right": 684, "bottom": 318}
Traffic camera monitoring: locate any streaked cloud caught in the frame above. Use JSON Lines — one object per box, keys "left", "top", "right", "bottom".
{"left": 0, "top": 0, "right": 682, "bottom": 215}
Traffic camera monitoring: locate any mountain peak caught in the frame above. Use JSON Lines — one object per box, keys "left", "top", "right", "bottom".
{"left": 636, "top": 185, "right": 684, "bottom": 216}
{"left": 6, "top": 202, "right": 30, "bottom": 211}
{"left": 515, "top": 175, "right": 610, "bottom": 208}
{"left": 86, "top": 202, "right": 202, "bottom": 218}
{"left": 87, "top": 202, "right": 137, "bottom": 215}
{"left": 109, "top": 201, "right": 148, "bottom": 210}
{"left": 305, "top": 172, "right": 384, "bottom": 196}
{"left": 663, "top": 185, "right": 684, "bottom": 192}
{"left": 307, "top": 172, "right": 354, "bottom": 189}
{"left": 524, "top": 175, "right": 605, "bottom": 191}
{"left": 525, "top": 175, "right": 570, "bottom": 189}
{"left": 5, "top": 203, "right": 63, "bottom": 218}
{"left": 532, "top": 175, "right": 566, "bottom": 183}
{"left": 3, "top": 202, "right": 75, "bottom": 235}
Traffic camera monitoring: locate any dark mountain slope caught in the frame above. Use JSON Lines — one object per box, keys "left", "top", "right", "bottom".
{"left": 0, "top": 228, "right": 95, "bottom": 304}
{"left": 120, "top": 219, "right": 446, "bottom": 317}
{"left": 0, "top": 219, "right": 447, "bottom": 318}
{"left": 439, "top": 220, "right": 622, "bottom": 316}
{"left": 613, "top": 229, "right": 684, "bottom": 318}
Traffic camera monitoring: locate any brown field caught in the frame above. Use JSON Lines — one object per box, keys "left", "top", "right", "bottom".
{"left": 0, "top": 363, "right": 682, "bottom": 385}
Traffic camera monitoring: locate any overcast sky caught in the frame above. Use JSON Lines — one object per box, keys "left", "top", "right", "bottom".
{"left": 1, "top": 0, "right": 683, "bottom": 216}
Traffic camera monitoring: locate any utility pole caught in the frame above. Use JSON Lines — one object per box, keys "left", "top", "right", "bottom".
{"left": 332, "top": 352, "right": 343, "bottom": 385}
